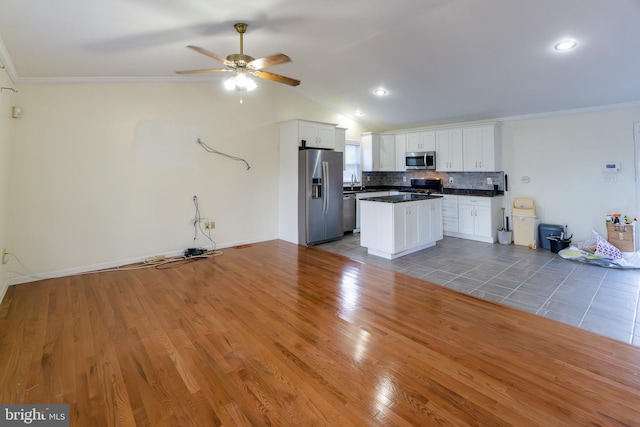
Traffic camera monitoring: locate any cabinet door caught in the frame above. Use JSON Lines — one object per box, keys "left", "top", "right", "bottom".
{"left": 463, "top": 126, "right": 483, "bottom": 171}
{"left": 406, "top": 133, "right": 421, "bottom": 152}
{"left": 458, "top": 204, "right": 476, "bottom": 235}
{"left": 436, "top": 128, "right": 463, "bottom": 171}
{"left": 449, "top": 129, "right": 463, "bottom": 170}
{"left": 474, "top": 205, "right": 493, "bottom": 237}
{"left": 299, "top": 121, "right": 318, "bottom": 147}
{"left": 379, "top": 135, "right": 396, "bottom": 171}
{"left": 404, "top": 204, "right": 420, "bottom": 248}
{"left": 429, "top": 199, "right": 443, "bottom": 241}
{"left": 395, "top": 134, "right": 407, "bottom": 171}
{"left": 435, "top": 131, "right": 450, "bottom": 170}
{"left": 463, "top": 125, "right": 496, "bottom": 171}
{"left": 334, "top": 127, "right": 346, "bottom": 154}
{"left": 417, "top": 201, "right": 431, "bottom": 243}
{"left": 317, "top": 123, "right": 335, "bottom": 149}
{"left": 407, "top": 131, "right": 436, "bottom": 152}
{"left": 393, "top": 204, "right": 408, "bottom": 252}
{"left": 422, "top": 131, "right": 436, "bottom": 152}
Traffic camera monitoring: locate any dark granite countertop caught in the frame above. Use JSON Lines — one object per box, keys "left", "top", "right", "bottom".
{"left": 442, "top": 188, "right": 504, "bottom": 197}
{"left": 360, "top": 194, "right": 443, "bottom": 203}
{"left": 343, "top": 186, "right": 406, "bottom": 194}
{"left": 344, "top": 186, "right": 504, "bottom": 197}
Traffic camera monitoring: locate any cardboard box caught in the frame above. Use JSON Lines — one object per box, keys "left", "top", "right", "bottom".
{"left": 607, "top": 223, "right": 636, "bottom": 252}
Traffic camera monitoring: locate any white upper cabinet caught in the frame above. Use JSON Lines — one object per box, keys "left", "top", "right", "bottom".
{"left": 406, "top": 131, "right": 436, "bottom": 153}
{"left": 395, "top": 134, "right": 407, "bottom": 171}
{"left": 335, "top": 127, "right": 346, "bottom": 169}
{"left": 435, "top": 122, "right": 501, "bottom": 172}
{"left": 299, "top": 120, "right": 335, "bottom": 149}
{"left": 362, "top": 132, "right": 396, "bottom": 171}
{"left": 436, "top": 128, "right": 463, "bottom": 171}
{"left": 361, "top": 121, "right": 501, "bottom": 173}
{"left": 463, "top": 124, "right": 501, "bottom": 171}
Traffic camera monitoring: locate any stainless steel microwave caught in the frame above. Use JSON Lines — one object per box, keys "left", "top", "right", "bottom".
{"left": 405, "top": 151, "right": 436, "bottom": 170}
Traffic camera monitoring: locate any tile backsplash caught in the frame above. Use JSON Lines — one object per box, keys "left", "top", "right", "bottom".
{"left": 362, "top": 170, "right": 505, "bottom": 191}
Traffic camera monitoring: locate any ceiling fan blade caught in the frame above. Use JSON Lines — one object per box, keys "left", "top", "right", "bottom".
{"left": 253, "top": 70, "right": 301, "bottom": 86}
{"left": 248, "top": 53, "right": 291, "bottom": 70}
{"left": 186, "top": 45, "right": 233, "bottom": 66}
{"left": 175, "top": 68, "right": 233, "bottom": 74}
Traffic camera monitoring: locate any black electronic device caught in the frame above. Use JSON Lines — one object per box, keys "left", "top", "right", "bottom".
{"left": 184, "top": 248, "right": 205, "bottom": 257}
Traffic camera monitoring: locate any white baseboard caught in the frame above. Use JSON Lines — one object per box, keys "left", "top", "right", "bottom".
{"left": 6, "top": 235, "right": 276, "bottom": 286}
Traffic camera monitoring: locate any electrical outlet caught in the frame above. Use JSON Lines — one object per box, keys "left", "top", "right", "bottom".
{"left": 486, "top": 177, "right": 493, "bottom": 185}
{"left": 402, "top": 176, "right": 407, "bottom": 183}
{"left": 448, "top": 177, "right": 454, "bottom": 184}
{"left": 1, "top": 248, "right": 8, "bottom": 265}
{"left": 204, "top": 221, "right": 215, "bottom": 230}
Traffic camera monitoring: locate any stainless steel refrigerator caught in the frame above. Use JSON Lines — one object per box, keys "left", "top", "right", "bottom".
{"left": 298, "top": 149, "right": 344, "bottom": 245}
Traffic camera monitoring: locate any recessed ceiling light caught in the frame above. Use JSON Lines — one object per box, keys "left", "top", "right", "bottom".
{"left": 554, "top": 39, "right": 577, "bottom": 51}
{"left": 373, "top": 88, "right": 388, "bottom": 96}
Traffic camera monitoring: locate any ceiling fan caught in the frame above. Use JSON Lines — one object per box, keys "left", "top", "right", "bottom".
{"left": 176, "top": 23, "right": 301, "bottom": 91}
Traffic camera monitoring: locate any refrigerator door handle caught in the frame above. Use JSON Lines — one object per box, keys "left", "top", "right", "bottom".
{"left": 322, "top": 161, "right": 329, "bottom": 214}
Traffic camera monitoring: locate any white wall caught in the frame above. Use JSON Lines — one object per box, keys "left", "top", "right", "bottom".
{"left": 0, "top": 68, "right": 15, "bottom": 297}
{"left": 502, "top": 107, "right": 640, "bottom": 242}
{"left": 11, "top": 74, "right": 633, "bottom": 282}
{"left": 7, "top": 81, "right": 366, "bottom": 282}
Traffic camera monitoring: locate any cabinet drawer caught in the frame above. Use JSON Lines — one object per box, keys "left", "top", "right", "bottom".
{"left": 442, "top": 195, "right": 458, "bottom": 203}
{"left": 458, "top": 196, "right": 492, "bottom": 207}
{"left": 442, "top": 205, "right": 458, "bottom": 218}
{"left": 443, "top": 218, "right": 459, "bottom": 232}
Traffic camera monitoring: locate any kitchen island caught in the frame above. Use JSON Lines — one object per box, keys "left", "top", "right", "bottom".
{"left": 360, "top": 194, "right": 443, "bottom": 259}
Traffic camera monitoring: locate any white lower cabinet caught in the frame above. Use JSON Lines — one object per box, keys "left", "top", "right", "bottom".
{"left": 394, "top": 202, "right": 422, "bottom": 252}
{"left": 441, "top": 195, "right": 459, "bottom": 234}
{"left": 454, "top": 196, "right": 504, "bottom": 243}
{"left": 428, "top": 199, "right": 444, "bottom": 242}
{"left": 360, "top": 198, "right": 443, "bottom": 259}
{"left": 355, "top": 191, "right": 396, "bottom": 231}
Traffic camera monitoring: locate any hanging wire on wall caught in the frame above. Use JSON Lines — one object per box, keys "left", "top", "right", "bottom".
{"left": 196, "top": 138, "right": 251, "bottom": 170}
{"left": 0, "top": 87, "right": 17, "bottom": 93}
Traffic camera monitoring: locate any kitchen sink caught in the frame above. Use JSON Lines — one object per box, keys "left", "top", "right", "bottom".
{"left": 343, "top": 188, "right": 378, "bottom": 194}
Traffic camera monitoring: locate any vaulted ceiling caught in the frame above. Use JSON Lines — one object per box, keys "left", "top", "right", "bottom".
{"left": 1, "top": 0, "right": 639, "bottom": 131}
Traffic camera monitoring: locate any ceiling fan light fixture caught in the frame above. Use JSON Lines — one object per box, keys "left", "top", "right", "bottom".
{"left": 223, "top": 72, "right": 257, "bottom": 92}
{"left": 244, "top": 77, "right": 257, "bottom": 91}
{"left": 223, "top": 76, "right": 237, "bottom": 90}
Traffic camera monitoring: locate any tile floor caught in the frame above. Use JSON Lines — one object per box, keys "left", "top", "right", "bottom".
{"left": 318, "top": 233, "right": 640, "bottom": 346}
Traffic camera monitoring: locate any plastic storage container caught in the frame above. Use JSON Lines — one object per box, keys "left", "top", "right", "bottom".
{"left": 539, "top": 224, "right": 563, "bottom": 250}
{"left": 512, "top": 198, "right": 538, "bottom": 247}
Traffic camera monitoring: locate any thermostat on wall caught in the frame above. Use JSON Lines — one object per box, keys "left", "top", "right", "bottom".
{"left": 602, "top": 162, "right": 621, "bottom": 172}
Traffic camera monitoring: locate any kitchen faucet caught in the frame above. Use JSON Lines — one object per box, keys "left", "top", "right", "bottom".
{"left": 351, "top": 174, "right": 356, "bottom": 190}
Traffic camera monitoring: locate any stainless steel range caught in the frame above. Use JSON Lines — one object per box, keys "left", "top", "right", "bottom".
{"left": 400, "top": 178, "right": 443, "bottom": 195}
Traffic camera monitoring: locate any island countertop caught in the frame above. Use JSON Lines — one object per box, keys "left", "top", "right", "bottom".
{"left": 344, "top": 186, "right": 504, "bottom": 197}
{"left": 359, "top": 194, "right": 443, "bottom": 203}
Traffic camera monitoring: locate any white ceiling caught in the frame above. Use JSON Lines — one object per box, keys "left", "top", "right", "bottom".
{"left": 1, "top": 0, "right": 639, "bottom": 130}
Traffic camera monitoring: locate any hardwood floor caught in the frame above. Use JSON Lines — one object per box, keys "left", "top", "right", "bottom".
{"left": 1, "top": 239, "right": 640, "bottom": 426}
